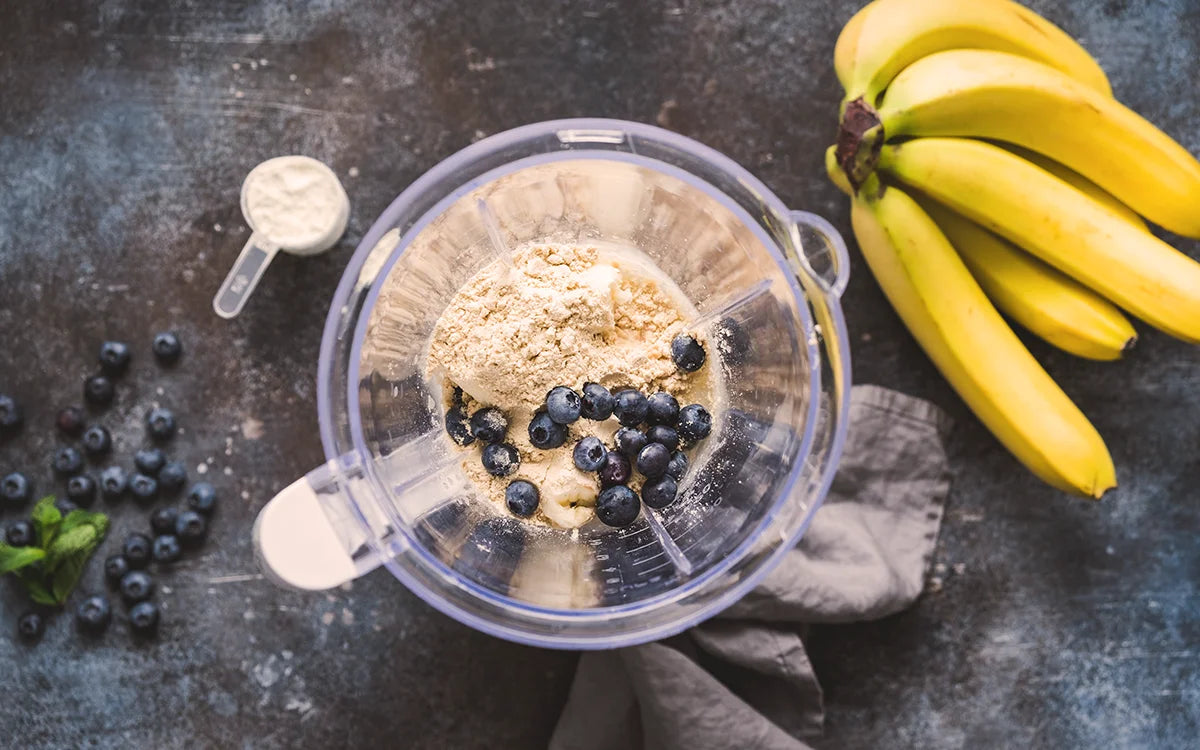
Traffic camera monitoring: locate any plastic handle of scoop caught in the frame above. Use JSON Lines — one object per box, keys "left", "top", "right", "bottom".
{"left": 212, "top": 234, "right": 280, "bottom": 319}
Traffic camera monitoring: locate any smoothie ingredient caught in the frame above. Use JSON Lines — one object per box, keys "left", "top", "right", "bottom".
{"left": 174, "top": 510, "right": 207, "bottom": 545}
{"left": 444, "top": 406, "right": 475, "bottom": 446}
{"left": 151, "top": 535, "right": 182, "bottom": 563}
{"left": 469, "top": 407, "right": 509, "bottom": 443}
{"left": 66, "top": 475, "right": 97, "bottom": 506}
{"left": 2, "top": 472, "right": 31, "bottom": 506}
{"left": 150, "top": 507, "right": 178, "bottom": 535}
{"left": 54, "top": 499, "right": 78, "bottom": 515}
{"left": 612, "top": 389, "right": 648, "bottom": 427}
{"left": 76, "top": 595, "right": 112, "bottom": 633}
{"left": 129, "top": 601, "right": 160, "bottom": 633}
{"left": 527, "top": 412, "right": 567, "bottom": 450}
{"left": 98, "top": 341, "right": 132, "bottom": 376}
{"left": 129, "top": 474, "right": 158, "bottom": 502}
{"left": 595, "top": 485, "right": 639, "bottom": 528}
{"left": 100, "top": 466, "right": 129, "bottom": 499}
{"left": 580, "top": 383, "right": 614, "bottom": 421}
{"left": 119, "top": 570, "right": 154, "bottom": 604}
{"left": 670, "top": 334, "right": 706, "bottom": 373}
{"left": 146, "top": 407, "right": 177, "bottom": 441}
{"left": 0, "top": 394, "right": 23, "bottom": 432}
{"left": 83, "top": 375, "right": 115, "bottom": 406}
{"left": 55, "top": 406, "right": 86, "bottom": 437}
{"left": 676, "top": 404, "right": 712, "bottom": 443}
{"left": 134, "top": 448, "right": 167, "bottom": 475}
{"left": 635, "top": 444, "right": 670, "bottom": 479}
{"left": 81, "top": 425, "right": 112, "bottom": 457}
{"left": 18, "top": 612, "right": 43, "bottom": 641}
{"left": 545, "top": 386, "right": 582, "bottom": 425}
{"left": 646, "top": 425, "right": 680, "bottom": 452}
{"left": 122, "top": 533, "right": 152, "bottom": 568}
{"left": 481, "top": 443, "right": 521, "bottom": 477}
{"left": 641, "top": 476, "right": 678, "bottom": 510}
{"left": 0, "top": 497, "right": 109, "bottom": 606}
{"left": 572, "top": 437, "right": 607, "bottom": 473}
{"left": 505, "top": 480, "right": 540, "bottom": 518}
{"left": 51, "top": 447, "right": 84, "bottom": 476}
{"left": 151, "top": 331, "right": 182, "bottom": 364}
{"left": 103, "top": 555, "right": 130, "bottom": 586}
{"left": 645, "top": 391, "right": 679, "bottom": 426}
{"left": 158, "top": 462, "right": 187, "bottom": 492}
{"left": 186, "top": 482, "right": 217, "bottom": 515}
{"left": 598, "top": 452, "right": 631, "bottom": 488}
{"left": 6, "top": 521, "right": 33, "bottom": 547}
{"left": 614, "top": 427, "right": 647, "bottom": 459}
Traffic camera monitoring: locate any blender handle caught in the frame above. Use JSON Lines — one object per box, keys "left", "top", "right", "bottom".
{"left": 788, "top": 210, "right": 851, "bottom": 298}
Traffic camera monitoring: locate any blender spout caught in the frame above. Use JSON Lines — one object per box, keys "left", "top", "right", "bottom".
{"left": 788, "top": 210, "right": 851, "bottom": 298}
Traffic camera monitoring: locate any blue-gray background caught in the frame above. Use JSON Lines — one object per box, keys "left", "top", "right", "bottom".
{"left": 1, "top": 1, "right": 1197, "bottom": 747}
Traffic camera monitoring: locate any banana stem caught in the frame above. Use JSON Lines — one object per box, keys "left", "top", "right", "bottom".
{"left": 835, "top": 97, "right": 885, "bottom": 192}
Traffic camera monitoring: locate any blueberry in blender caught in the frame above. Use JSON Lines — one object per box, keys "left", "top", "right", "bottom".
{"left": 596, "top": 485, "right": 640, "bottom": 528}
{"left": 527, "top": 412, "right": 567, "bottom": 450}
{"left": 505, "top": 480, "right": 540, "bottom": 518}
{"left": 445, "top": 405, "right": 475, "bottom": 446}
{"left": 572, "top": 436, "right": 607, "bottom": 472}
{"left": 481, "top": 442, "right": 520, "bottom": 477}
{"left": 671, "top": 333, "right": 706, "bottom": 372}
{"left": 598, "top": 451, "right": 632, "bottom": 488}
{"left": 636, "top": 443, "right": 671, "bottom": 479}
{"left": 545, "top": 386, "right": 581, "bottom": 424}
{"left": 641, "top": 476, "right": 679, "bottom": 509}
{"left": 580, "top": 382, "right": 614, "bottom": 421}
{"left": 612, "top": 389, "right": 648, "bottom": 427}
{"left": 677, "top": 404, "right": 712, "bottom": 443}
{"left": 469, "top": 407, "right": 508, "bottom": 443}
{"left": 614, "top": 427, "right": 647, "bottom": 459}
{"left": 646, "top": 425, "right": 679, "bottom": 451}
{"left": 645, "top": 391, "right": 680, "bottom": 426}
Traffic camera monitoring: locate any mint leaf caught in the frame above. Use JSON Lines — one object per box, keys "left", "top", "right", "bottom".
{"left": 44, "top": 524, "right": 100, "bottom": 572}
{"left": 0, "top": 544, "right": 45, "bottom": 574}
{"left": 20, "top": 573, "right": 58, "bottom": 606}
{"left": 3, "top": 503, "right": 110, "bottom": 607}
{"left": 51, "top": 554, "right": 89, "bottom": 605}
{"left": 59, "top": 509, "right": 109, "bottom": 540}
{"left": 31, "top": 496, "right": 62, "bottom": 549}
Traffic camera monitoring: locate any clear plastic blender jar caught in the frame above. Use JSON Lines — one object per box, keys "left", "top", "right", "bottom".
{"left": 253, "top": 119, "right": 852, "bottom": 649}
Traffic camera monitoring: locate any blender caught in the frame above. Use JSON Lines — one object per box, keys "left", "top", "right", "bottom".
{"left": 252, "top": 119, "right": 852, "bottom": 649}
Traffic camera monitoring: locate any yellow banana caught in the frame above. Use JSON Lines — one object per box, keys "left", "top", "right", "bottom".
{"left": 846, "top": 173, "right": 1115, "bottom": 497}
{"left": 920, "top": 200, "right": 1136, "bottom": 361}
{"left": 879, "top": 138, "right": 1200, "bottom": 342}
{"left": 1003, "top": 146, "right": 1146, "bottom": 230}
{"left": 834, "top": 0, "right": 1110, "bottom": 103}
{"left": 877, "top": 49, "right": 1200, "bottom": 237}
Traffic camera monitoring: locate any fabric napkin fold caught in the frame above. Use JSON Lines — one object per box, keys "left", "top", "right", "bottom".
{"left": 550, "top": 385, "right": 954, "bottom": 750}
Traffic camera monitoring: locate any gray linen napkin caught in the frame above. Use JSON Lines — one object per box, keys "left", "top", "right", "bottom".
{"left": 550, "top": 385, "right": 954, "bottom": 750}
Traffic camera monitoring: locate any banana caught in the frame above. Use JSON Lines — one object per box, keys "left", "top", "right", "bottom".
{"left": 920, "top": 200, "right": 1137, "bottom": 361}
{"left": 879, "top": 138, "right": 1200, "bottom": 343}
{"left": 846, "top": 173, "right": 1115, "bottom": 497}
{"left": 834, "top": 0, "right": 1110, "bottom": 103}
{"left": 877, "top": 49, "right": 1200, "bottom": 237}
{"left": 1003, "top": 146, "right": 1146, "bottom": 230}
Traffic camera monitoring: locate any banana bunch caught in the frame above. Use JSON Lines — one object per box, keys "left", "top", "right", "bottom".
{"left": 828, "top": 0, "right": 1200, "bottom": 498}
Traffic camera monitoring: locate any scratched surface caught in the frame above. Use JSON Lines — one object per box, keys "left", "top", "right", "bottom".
{"left": 0, "top": 1, "right": 1198, "bottom": 748}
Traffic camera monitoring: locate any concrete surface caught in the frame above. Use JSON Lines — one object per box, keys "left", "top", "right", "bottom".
{"left": 0, "top": 0, "right": 1197, "bottom": 747}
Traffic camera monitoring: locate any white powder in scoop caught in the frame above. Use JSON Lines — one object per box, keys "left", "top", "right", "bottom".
{"left": 242, "top": 156, "right": 348, "bottom": 251}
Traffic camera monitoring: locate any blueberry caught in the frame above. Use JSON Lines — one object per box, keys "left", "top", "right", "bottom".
{"left": 596, "top": 485, "right": 641, "bottom": 528}
{"left": 641, "top": 476, "right": 679, "bottom": 510}
{"left": 480, "top": 443, "right": 520, "bottom": 477}
{"left": 505, "top": 480, "right": 540, "bottom": 518}
{"left": 1, "top": 472, "right": 31, "bottom": 506}
{"left": 52, "top": 446, "right": 84, "bottom": 476}
{"left": 572, "top": 436, "right": 607, "bottom": 472}
{"left": 120, "top": 570, "right": 154, "bottom": 604}
{"left": 54, "top": 498, "right": 78, "bottom": 515}
{"left": 445, "top": 405, "right": 475, "bottom": 447}
{"left": 175, "top": 510, "right": 207, "bottom": 545}
{"left": 150, "top": 507, "right": 178, "bottom": 535}
{"left": 129, "top": 601, "right": 160, "bottom": 633}
{"left": 152, "top": 535, "right": 182, "bottom": 563}
{"left": 6, "top": 520, "right": 34, "bottom": 547}
{"left": 17, "top": 612, "right": 43, "bottom": 642}
{"left": 545, "top": 386, "right": 582, "bottom": 425}
{"left": 580, "top": 383, "right": 615, "bottom": 421}
{"left": 146, "top": 408, "right": 177, "bottom": 441}
{"left": 527, "top": 411, "right": 567, "bottom": 450}
{"left": 612, "top": 390, "right": 648, "bottom": 427}
{"left": 186, "top": 482, "right": 217, "bottom": 515}
{"left": 158, "top": 461, "right": 187, "bottom": 492}
{"left": 76, "top": 595, "right": 112, "bottom": 633}
{"left": 0, "top": 394, "right": 23, "bottom": 432}
{"left": 666, "top": 451, "right": 689, "bottom": 481}
{"left": 104, "top": 554, "right": 130, "bottom": 586}
{"left": 81, "top": 425, "right": 112, "bottom": 457}
{"left": 598, "top": 451, "right": 632, "bottom": 488}
{"left": 671, "top": 334, "right": 706, "bottom": 373}
{"left": 56, "top": 406, "right": 86, "bottom": 437}
{"left": 646, "top": 425, "right": 680, "bottom": 452}
{"left": 98, "top": 341, "right": 132, "bottom": 376}
{"left": 646, "top": 392, "right": 680, "bottom": 426}
{"left": 129, "top": 473, "right": 158, "bottom": 502}
{"left": 123, "top": 533, "right": 153, "bottom": 569}
{"left": 152, "top": 331, "right": 182, "bottom": 364}
{"left": 469, "top": 407, "right": 508, "bottom": 443}
{"left": 83, "top": 375, "right": 115, "bottom": 406}
{"left": 677, "top": 404, "right": 713, "bottom": 443}
{"left": 100, "top": 466, "right": 128, "bottom": 500}
{"left": 134, "top": 448, "right": 167, "bottom": 475}
{"left": 66, "top": 475, "right": 97, "bottom": 506}
{"left": 614, "top": 427, "right": 648, "bottom": 459}
{"left": 636, "top": 443, "right": 671, "bottom": 479}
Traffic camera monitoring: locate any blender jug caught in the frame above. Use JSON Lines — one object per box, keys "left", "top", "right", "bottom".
{"left": 253, "top": 119, "right": 852, "bottom": 649}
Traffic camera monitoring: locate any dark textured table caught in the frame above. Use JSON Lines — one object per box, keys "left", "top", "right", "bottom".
{"left": 1, "top": 1, "right": 1197, "bottom": 747}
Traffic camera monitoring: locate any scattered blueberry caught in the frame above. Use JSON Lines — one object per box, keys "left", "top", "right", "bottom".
{"left": 596, "top": 485, "right": 641, "bottom": 528}
{"left": 0, "top": 394, "right": 23, "bottom": 433}
{"left": 175, "top": 510, "right": 207, "bottom": 546}
{"left": 152, "top": 331, "right": 182, "bottom": 364}
{"left": 54, "top": 498, "right": 78, "bottom": 515}
{"left": 67, "top": 475, "right": 97, "bottom": 506}
{"left": 187, "top": 482, "right": 217, "bottom": 515}
{"left": 646, "top": 425, "right": 680, "bottom": 452}
{"left": 469, "top": 407, "right": 509, "bottom": 443}
{"left": 527, "top": 411, "right": 568, "bottom": 450}
{"left": 98, "top": 341, "right": 132, "bottom": 376}
{"left": 677, "top": 404, "right": 713, "bottom": 443}
{"left": 17, "top": 612, "right": 43, "bottom": 642}
{"left": 580, "top": 382, "right": 615, "bottom": 421}
{"left": 119, "top": 570, "right": 154, "bottom": 604}
{"left": 158, "top": 461, "right": 187, "bottom": 492}
{"left": 51, "top": 446, "right": 84, "bottom": 476}
{"left": 646, "top": 392, "right": 680, "bottom": 426}
{"left": 481, "top": 443, "right": 520, "bottom": 477}
{"left": 572, "top": 436, "right": 607, "bottom": 472}
{"left": 641, "top": 476, "right": 679, "bottom": 510}
{"left": 598, "top": 451, "right": 632, "bottom": 488}
{"left": 1, "top": 472, "right": 31, "bottom": 506}
{"left": 83, "top": 375, "right": 115, "bottom": 406}
{"left": 6, "top": 520, "right": 34, "bottom": 547}
{"left": 150, "top": 507, "right": 178, "bottom": 535}
{"left": 76, "top": 595, "right": 112, "bottom": 633}
{"left": 636, "top": 443, "right": 671, "bottom": 479}
{"left": 614, "top": 427, "right": 648, "bottom": 459}
{"left": 129, "top": 601, "right": 160, "bottom": 633}
{"left": 104, "top": 554, "right": 131, "bottom": 586}
{"left": 666, "top": 451, "right": 689, "bottom": 482}
{"left": 81, "top": 425, "right": 112, "bottom": 457}
{"left": 122, "top": 533, "right": 153, "bottom": 569}
{"left": 445, "top": 405, "right": 475, "bottom": 447}
{"left": 100, "top": 466, "right": 128, "bottom": 500}
{"left": 613, "top": 389, "right": 649, "bottom": 427}
{"left": 505, "top": 480, "right": 540, "bottom": 518}
{"left": 134, "top": 448, "right": 167, "bottom": 475}
{"left": 671, "top": 334, "right": 706, "bottom": 373}
{"left": 546, "top": 386, "right": 582, "bottom": 425}
{"left": 146, "top": 407, "right": 177, "bottom": 441}
{"left": 55, "top": 406, "right": 86, "bottom": 437}
{"left": 129, "top": 473, "right": 158, "bottom": 502}
{"left": 152, "top": 535, "right": 182, "bottom": 563}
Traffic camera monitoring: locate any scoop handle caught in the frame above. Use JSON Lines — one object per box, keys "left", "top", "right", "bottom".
{"left": 213, "top": 234, "right": 279, "bottom": 319}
